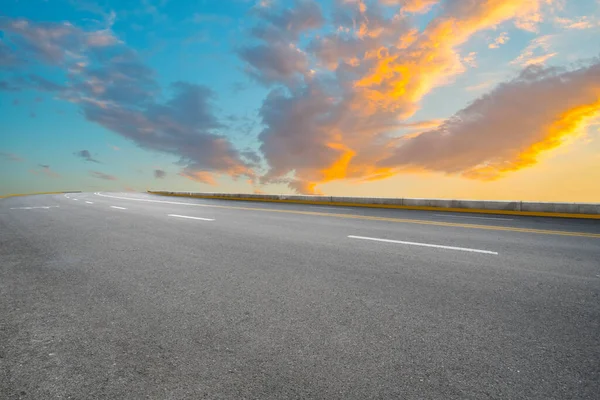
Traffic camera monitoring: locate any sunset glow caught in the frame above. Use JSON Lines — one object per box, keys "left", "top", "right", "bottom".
{"left": 1, "top": 0, "right": 599, "bottom": 201}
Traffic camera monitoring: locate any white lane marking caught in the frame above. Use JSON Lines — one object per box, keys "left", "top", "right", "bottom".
{"left": 95, "top": 192, "right": 210, "bottom": 206}
{"left": 10, "top": 206, "right": 59, "bottom": 210}
{"left": 348, "top": 235, "right": 498, "bottom": 255}
{"left": 95, "top": 192, "right": 289, "bottom": 210}
{"left": 168, "top": 214, "right": 214, "bottom": 221}
{"left": 85, "top": 201, "right": 94, "bottom": 204}
{"left": 434, "top": 214, "right": 513, "bottom": 221}
{"left": 110, "top": 206, "right": 127, "bottom": 210}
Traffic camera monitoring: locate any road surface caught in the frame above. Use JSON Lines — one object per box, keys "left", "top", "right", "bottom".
{"left": 1, "top": 192, "right": 599, "bottom": 399}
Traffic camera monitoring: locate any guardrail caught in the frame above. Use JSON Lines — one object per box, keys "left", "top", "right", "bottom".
{"left": 147, "top": 191, "right": 600, "bottom": 219}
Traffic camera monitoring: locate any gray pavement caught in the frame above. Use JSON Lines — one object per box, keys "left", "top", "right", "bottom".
{"left": 1, "top": 192, "right": 599, "bottom": 399}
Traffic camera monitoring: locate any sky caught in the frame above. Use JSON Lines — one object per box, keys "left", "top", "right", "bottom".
{"left": 1, "top": 0, "right": 599, "bottom": 201}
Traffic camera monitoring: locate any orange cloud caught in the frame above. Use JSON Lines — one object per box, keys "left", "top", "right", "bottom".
{"left": 520, "top": 52, "right": 557, "bottom": 66}
{"left": 245, "top": 0, "right": 560, "bottom": 194}
{"left": 381, "top": 62, "right": 600, "bottom": 180}
{"left": 466, "top": 80, "right": 495, "bottom": 92}
{"left": 398, "top": 119, "right": 444, "bottom": 130}
{"left": 382, "top": 0, "right": 439, "bottom": 14}
{"left": 180, "top": 171, "right": 217, "bottom": 185}
{"left": 321, "top": 142, "right": 355, "bottom": 182}
{"left": 511, "top": 35, "right": 555, "bottom": 66}
{"left": 353, "top": 0, "right": 552, "bottom": 109}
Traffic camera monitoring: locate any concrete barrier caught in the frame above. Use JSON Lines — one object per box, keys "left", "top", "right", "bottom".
{"left": 147, "top": 191, "right": 600, "bottom": 219}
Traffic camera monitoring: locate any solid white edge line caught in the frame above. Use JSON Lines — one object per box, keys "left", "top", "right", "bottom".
{"left": 348, "top": 235, "right": 498, "bottom": 255}
{"left": 168, "top": 214, "right": 214, "bottom": 221}
{"left": 434, "top": 214, "right": 513, "bottom": 221}
{"left": 110, "top": 206, "right": 127, "bottom": 210}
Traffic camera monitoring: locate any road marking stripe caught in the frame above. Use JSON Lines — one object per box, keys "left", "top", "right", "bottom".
{"left": 72, "top": 199, "right": 78, "bottom": 201}
{"left": 348, "top": 235, "right": 498, "bottom": 255}
{"left": 110, "top": 206, "right": 127, "bottom": 210}
{"left": 10, "top": 206, "right": 59, "bottom": 210}
{"left": 168, "top": 214, "right": 214, "bottom": 221}
{"left": 94, "top": 193, "right": 600, "bottom": 239}
{"left": 434, "top": 214, "right": 513, "bottom": 221}
{"left": 85, "top": 201, "right": 94, "bottom": 204}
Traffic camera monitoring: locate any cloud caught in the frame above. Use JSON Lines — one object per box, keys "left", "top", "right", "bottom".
{"left": 382, "top": 0, "right": 439, "bottom": 14}
{"left": 0, "top": 17, "right": 117, "bottom": 65}
{"left": 519, "top": 52, "right": 557, "bottom": 66}
{"left": 2, "top": 71, "right": 66, "bottom": 95}
{"left": 0, "top": 152, "right": 24, "bottom": 162}
{"left": 84, "top": 82, "right": 254, "bottom": 179}
{"left": 238, "top": 0, "right": 323, "bottom": 85}
{"left": 2, "top": 17, "right": 254, "bottom": 184}
{"left": 398, "top": 119, "right": 444, "bottom": 130}
{"left": 252, "top": 0, "right": 324, "bottom": 40}
{"left": 30, "top": 164, "right": 60, "bottom": 178}
{"left": 0, "top": 80, "right": 20, "bottom": 91}
{"left": 554, "top": 16, "right": 598, "bottom": 30}
{"left": 5, "top": 1, "right": 576, "bottom": 195}
{"left": 380, "top": 62, "right": 600, "bottom": 179}
{"left": 73, "top": 149, "right": 100, "bottom": 163}
{"left": 86, "top": 30, "right": 121, "bottom": 47}
{"left": 246, "top": 0, "right": 555, "bottom": 193}
{"left": 489, "top": 32, "right": 509, "bottom": 49}
{"left": 0, "top": 17, "right": 152, "bottom": 104}
{"left": 0, "top": 40, "right": 23, "bottom": 69}
{"left": 90, "top": 170, "right": 117, "bottom": 180}
{"left": 511, "top": 35, "right": 555, "bottom": 66}
{"left": 462, "top": 51, "right": 477, "bottom": 68}
{"left": 466, "top": 80, "right": 495, "bottom": 92}
{"left": 179, "top": 170, "right": 217, "bottom": 185}
{"left": 514, "top": 12, "right": 543, "bottom": 32}
{"left": 154, "top": 169, "right": 166, "bottom": 179}
{"left": 239, "top": 43, "right": 310, "bottom": 86}
{"left": 240, "top": 149, "right": 262, "bottom": 165}
{"left": 24, "top": 74, "right": 66, "bottom": 92}
{"left": 68, "top": 50, "right": 158, "bottom": 106}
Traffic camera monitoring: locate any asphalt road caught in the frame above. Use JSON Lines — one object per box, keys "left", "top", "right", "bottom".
{"left": 1, "top": 192, "right": 599, "bottom": 399}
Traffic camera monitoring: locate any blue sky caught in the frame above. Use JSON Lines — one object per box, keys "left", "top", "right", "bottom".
{"left": 1, "top": 0, "right": 600, "bottom": 201}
